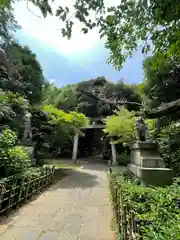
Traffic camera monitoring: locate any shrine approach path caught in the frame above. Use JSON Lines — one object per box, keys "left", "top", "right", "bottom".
{"left": 0, "top": 162, "right": 115, "bottom": 240}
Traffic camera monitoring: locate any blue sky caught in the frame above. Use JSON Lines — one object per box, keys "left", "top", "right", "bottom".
{"left": 14, "top": 1, "right": 146, "bottom": 87}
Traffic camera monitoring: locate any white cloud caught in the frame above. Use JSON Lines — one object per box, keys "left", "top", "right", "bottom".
{"left": 49, "top": 78, "right": 56, "bottom": 84}
{"left": 13, "top": 0, "right": 119, "bottom": 56}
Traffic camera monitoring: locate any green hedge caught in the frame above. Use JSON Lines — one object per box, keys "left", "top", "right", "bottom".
{"left": 116, "top": 152, "right": 131, "bottom": 166}
{"left": 0, "top": 129, "right": 31, "bottom": 178}
{"left": 109, "top": 170, "right": 180, "bottom": 240}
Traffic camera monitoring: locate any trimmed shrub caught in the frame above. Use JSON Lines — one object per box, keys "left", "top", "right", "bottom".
{"left": 0, "top": 129, "right": 31, "bottom": 177}
{"left": 116, "top": 152, "right": 130, "bottom": 166}
{"left": 109, "top": 171, "right": 180, "bottom": 239}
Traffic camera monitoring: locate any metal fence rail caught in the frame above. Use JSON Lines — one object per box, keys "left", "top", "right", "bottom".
{"left": 109, "top": 172, "right": 140, "bottom": 240}
{"left": 0, "top": 166, "right": 55, "bottom": 214}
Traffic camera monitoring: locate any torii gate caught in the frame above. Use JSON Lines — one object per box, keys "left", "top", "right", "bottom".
{"left": 72, "top": 121, "right": 117, "bottom": 165}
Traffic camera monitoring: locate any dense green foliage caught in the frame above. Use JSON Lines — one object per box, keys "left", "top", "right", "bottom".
{"left": 2, "top": 0, "right": 179, "bottom": 178}
{"left": 157, "top": 121, "right": 180, "bottom": 175}
{"left": 0, "top": 4, "right": 19, "bottom": 44}
{"left": 41, "top": 78, "right": 141, "bottom": 159}
{"left": 42, "top": 104, "right": 88, "bottom": 129}
{"left": 42, "top": 105, "right": 88, "bottom": 150}
{"left": 0, "top": 4, "right": 44, "bottom": 105}
{"left": 30, "top": 105, "right": 88, "bottom": 163}
{"left": 75, "top": 77, "right": 108, "bottom": 117}
{"left": 104, "top": 108, "right": 135, "bottom": 145}
{"left": 140, "top": 53, "right": 180, "bottom": 175}
{"left": 41, "top": 79, "right": 141, "bottom": 159}
{"left": 0, "top": 90, "right": 28, "bottom": 135}
{"left": 1, "top": 43, "right": 45, "bottom": 104}
{"left": 0, "top": 3, "right": 90, "bottom": 164}
{"left": 0, "top": 2, "right": 180, "bottom": 237}
{"left": 42, "top": 84, "right": 77, "bottom": 111}
{"left": 43, "top": 78, "right": 141, "bottom": 119}
{"left": 116, "top": 152, "right": 130, "bottom": 166}
{"left": 76, "top": 78, "right": 141, "bottom": 117}
{"left": 104, "top": 108, "right": 155, "bottom": 145}
{"left": 110, "top": 172, "right": 180, "bottom": 239}
{"left": 142, "top": 54, "right": 180, "bottom": 108}
{"left": 0, "top": 129, "right": 31, "bottom": 177}
{"left": 104, "top": 0, "right": 180, "bottom": 69}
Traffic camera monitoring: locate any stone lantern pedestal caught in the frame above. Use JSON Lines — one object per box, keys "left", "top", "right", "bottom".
{"left": 21, "top": 139, "right": 36, "bottom": 166}
{"left": 128, "top": 141, "right": 173, "bottom": 186}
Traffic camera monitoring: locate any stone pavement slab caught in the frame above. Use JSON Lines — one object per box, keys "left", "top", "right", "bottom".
{"left": 0, "top": 162, "right": 114, "bottom": 240}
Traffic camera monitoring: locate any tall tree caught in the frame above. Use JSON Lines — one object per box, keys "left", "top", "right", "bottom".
{"left": 42, "top": 84, "right": 60, "bottom": 106}
{"left": 0, "top": 3, "right": 19, "bottom": 46}
{"left": 76, "top": 77, "right": 108, "bottom": 118}
{"left": 42, "top": 83, "right": 77, "bottom": 111}
{"left": 1, "top": 43, "right": 45, "bottom": 104}
{"left": 142, "top": 54, "right": 180, "bottom": 108}
{"left": 76, "top": 77, "right": 141, "bottom": 117}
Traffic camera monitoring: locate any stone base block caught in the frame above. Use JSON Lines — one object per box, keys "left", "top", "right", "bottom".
{"left": 128, "top": 164, "right": 173, "bottom": 186}
{"left": 140, "top": 157, "right": 165, "bottom": 168}
{"left": 131, "top": 141, "right": 156, "bottom": 150}
{"left": 22, "top": 145, "right": 36, "bottom": 166}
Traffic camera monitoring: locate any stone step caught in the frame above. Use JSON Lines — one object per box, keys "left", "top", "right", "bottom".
{"left": 141, "top": 156, "right": 162, "bottom": 160}
{"left": 140, "top": 157, "right": 165, "bottom": 168}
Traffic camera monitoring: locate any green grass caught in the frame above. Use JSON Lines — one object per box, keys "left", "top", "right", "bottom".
{"left": 111, "top": 165, "right": 127, "bottom": 174}
{"left": 43, "top": 159, "right": 81, "bottom": 170}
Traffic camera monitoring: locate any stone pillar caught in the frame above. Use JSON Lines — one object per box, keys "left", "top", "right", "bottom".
{"left": 111, "top": 143, "right": 117, "bottom": 165}
{"left": 72, "top": 133, "right": 79, "bottom": 162}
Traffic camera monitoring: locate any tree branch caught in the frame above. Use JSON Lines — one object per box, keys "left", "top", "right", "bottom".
{"left": 80, "top": 89, "right": 142, "bottom": 106}
{"left": 26, "top": 0, "right": 43, "bottom": 19}
{"left": 144, "top": 99, "right": 180, "bottom": 118}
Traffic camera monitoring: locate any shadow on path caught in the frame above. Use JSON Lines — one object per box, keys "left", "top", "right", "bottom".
{"left": 81, "top": 162, "right": 109, "bottom": 172}
{"left": 50, "top": 170, "right": 100, "bottom": 190}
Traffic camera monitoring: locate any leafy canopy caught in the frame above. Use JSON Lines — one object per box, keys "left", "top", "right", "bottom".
{"left": 2, "top": 0, "right": 180, "bottom": 69}
{"left": 157, "top": 120, "right": 180, "bottom": 174}
{"left": 42, "top": 104, "right": 88, "bottom": 130}
{"left": 142, "top": 54, "right": 180, "bottom": 109}
{"left": 0, "top": 89, "right": 28, "bottom": 134}
{"left": 42, "top": 83, "right": 77, "bottom": 111}
{"left": 76, "top": 78, "right": 141, "bottom": 118}
{"left": 0, "top": 3, "right": 19, "bottom": 45}
{"left": 5, "top": 43, "right": 45, "bottom": 104}
{"left": 39, "top": 105, "right": 88, "bottom": 156}
{"left": 104, "top": 107, "right": 155, "bottom": 145}
{"left": 104, "top": 107, "right": 135, "bottom": 144}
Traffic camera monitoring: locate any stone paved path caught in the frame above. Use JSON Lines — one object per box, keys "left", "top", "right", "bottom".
{"left": 0, "top": 163, "right": 114, "bottom": 240}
